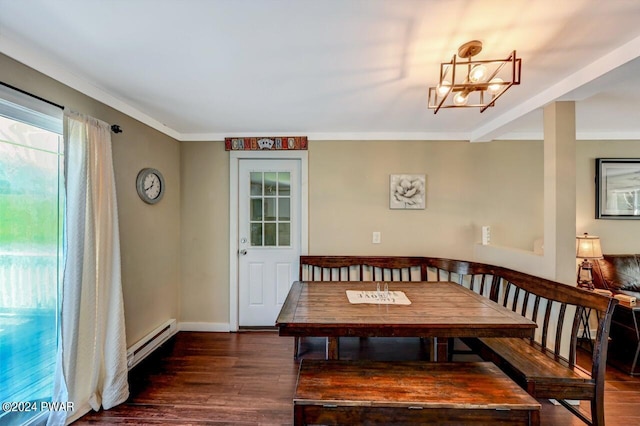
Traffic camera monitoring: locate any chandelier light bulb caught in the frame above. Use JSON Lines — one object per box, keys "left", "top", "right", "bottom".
{"left": 488, "top": 77, "right": 504, "bottom": 94}
{"left": 437, "top": 80, "right": 451, "bottom": 96}
{"left": 468, "top": 65, "right": 487, "bottom": 83}
{"left": 453, "top": 92, "right": 469, "bottom": 106}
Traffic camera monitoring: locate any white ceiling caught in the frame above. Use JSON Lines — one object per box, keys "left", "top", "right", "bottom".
{"left": 1, "top": 0, "right": 640, "bottom": 142}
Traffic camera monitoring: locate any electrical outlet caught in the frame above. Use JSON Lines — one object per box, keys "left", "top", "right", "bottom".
{"left": 482, "top": 226, "right": 491, "bottom": 245}
{"left": 372, "top": 231, "right": 381, "bottom": 244}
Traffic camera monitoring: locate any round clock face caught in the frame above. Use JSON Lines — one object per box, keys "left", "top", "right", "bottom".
{"left": 136, "top": 168, "right": 165, "bottom": 204}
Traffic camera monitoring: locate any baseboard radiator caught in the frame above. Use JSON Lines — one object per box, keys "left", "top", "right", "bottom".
{"left": 126, "top": 318, "right": 177, "bottom": 370}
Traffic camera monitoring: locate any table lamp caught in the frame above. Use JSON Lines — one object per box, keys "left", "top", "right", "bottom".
{"left": 576, "top": 233, "right": 603, "bottom": 290}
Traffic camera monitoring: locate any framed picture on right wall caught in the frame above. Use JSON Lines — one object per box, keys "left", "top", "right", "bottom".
{"left": 596, "top": 158, "right": 640, "bottom": 219}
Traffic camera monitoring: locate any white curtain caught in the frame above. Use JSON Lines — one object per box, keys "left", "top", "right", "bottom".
{"left": 48, "top": 110, "right": 129, "bottom": 425}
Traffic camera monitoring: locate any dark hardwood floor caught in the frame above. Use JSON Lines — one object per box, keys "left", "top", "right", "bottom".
{"left": 75, "top": 332, "right": 640, "bottom": 425}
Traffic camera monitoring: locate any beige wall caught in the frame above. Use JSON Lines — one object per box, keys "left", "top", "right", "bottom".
{"left": 180, "top": 141, "right": 229, "bottom": 327}
{"left": 577, "top": 140, "right": 640, "bottom": 253}
{"left": 178, "top": 138, "right": 640, "bottom": 327}
{"left": 1, "top": 53, "right": 181, "bottom": 346}
{"left": 178, "top": 139, "right": 545, "bottom": 326}
{"left": 309, "top": 140, "right": 544, "bottom": 257}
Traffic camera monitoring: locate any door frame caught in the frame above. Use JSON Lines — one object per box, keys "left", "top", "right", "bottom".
{"left": 229, "top": 150, "right": 308, "bottom": 331}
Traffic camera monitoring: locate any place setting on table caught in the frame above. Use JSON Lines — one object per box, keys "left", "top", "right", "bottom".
{"left": 345, "top": 282, "right": 411, "bottom": 305}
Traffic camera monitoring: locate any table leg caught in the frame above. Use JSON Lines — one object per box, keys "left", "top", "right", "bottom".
{"left": 326, "top": 337, "right": 339, "bottom": 360}
{"left": 431, "top": 337, "right": 448, "bottom": 362}
{"left": 579, "top": 307, "right": 594, "bottom": 352}
{"left": 632, "top": 312, "right": 640, "bottom": 375}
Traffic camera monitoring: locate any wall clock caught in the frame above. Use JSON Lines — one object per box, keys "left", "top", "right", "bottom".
{"left": 136, "top": 167, "right": 165, "bottom": 204}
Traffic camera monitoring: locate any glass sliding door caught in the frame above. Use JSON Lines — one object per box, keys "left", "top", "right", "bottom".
{"left": 0, "top": 86, "right": 63, "bottom": 425}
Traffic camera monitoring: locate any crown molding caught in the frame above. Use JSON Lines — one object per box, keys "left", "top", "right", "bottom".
{"left": 178, "top": 131, "right": 472, "bottom": 142}
{"left": 1, "top": 35, "right": 181, "bottom": 140}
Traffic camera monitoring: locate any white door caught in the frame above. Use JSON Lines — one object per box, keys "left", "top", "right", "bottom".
{"left": 238, "top": 159, "right": 301, "bottom": 326}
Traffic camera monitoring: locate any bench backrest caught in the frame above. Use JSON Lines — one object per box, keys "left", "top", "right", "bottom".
{"left": 422, "top": 257, "right": 499, "bottom": 299}
{"left": 300, "top": 256, "right": 427, "bottom": 281}
{"left": 300, "top": 256, "right": 498, "bottom": 295}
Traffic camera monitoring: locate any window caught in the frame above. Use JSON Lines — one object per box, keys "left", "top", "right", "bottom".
{"left": 249, "top": 171, "right": 291, "bottom": 247}
{"left": 0, "top": 84, "right": 63, "bottom": 425}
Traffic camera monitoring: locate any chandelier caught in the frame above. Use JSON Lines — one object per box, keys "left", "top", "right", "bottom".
{"left": 427, "top": 40, "right": 521, "bottom": 114}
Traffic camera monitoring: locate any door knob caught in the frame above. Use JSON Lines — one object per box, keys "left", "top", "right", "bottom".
{"left": 239, "top": 249, "right": 248, "bottom": 256}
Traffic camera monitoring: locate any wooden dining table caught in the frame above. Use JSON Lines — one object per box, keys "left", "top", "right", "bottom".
{"left": 275, "top": 281, "right": 537, "bottom": 361}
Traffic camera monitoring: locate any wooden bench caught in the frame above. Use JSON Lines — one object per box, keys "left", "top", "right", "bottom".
{"left": 297, "top": 255, "right": 619, "bottom": 426}
{"left": 464, "top": 267, "right": 618, "bottom": 426}
{"left": 294, "top": 359, "right": 541, "bottom": 425}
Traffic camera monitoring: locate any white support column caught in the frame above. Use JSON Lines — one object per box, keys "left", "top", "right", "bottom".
{"left": 543, "top": 102, "right": 576, "bottom": 285}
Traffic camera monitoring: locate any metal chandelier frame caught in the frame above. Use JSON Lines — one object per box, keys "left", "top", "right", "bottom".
{"left": 428, "top": 40, "right": 522, "bottom": 114}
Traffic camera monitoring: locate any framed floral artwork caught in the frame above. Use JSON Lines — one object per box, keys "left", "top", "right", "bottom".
{"left": 390, "top": 174, "right": 426, "bottom": 209}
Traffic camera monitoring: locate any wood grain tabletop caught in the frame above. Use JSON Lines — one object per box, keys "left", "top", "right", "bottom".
{"left": 276, "top": 281, "right": 536, "bottom": 339}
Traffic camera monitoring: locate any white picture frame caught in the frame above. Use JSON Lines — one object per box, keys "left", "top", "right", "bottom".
{"left": 390, "top": 174, "right": 426, "bottom": 209}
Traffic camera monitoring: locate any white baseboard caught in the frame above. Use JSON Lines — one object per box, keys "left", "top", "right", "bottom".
{"left": 179, "top": 321, "right": 231, "bottom": 332}
{"left": 127, "top": 319, "right": 178, "bottom": 370}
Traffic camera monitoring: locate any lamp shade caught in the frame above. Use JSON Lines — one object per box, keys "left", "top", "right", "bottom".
{"left": 576, "top": 233, "right": 603, "bottom": 259}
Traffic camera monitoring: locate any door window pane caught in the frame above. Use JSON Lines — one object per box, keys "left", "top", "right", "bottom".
{"left": 278, "top": 172, "right": 290, "bottom": 196}
{"left": 278, "top": 198, "right": 290, "bottom": 221}
{"left": 250, "top": 223, "right": 262, "bottom": 246}
{"left": 250, "top": 199, "right": 262, "bottom": 221}
{"left": 248, "top": 170, "right": 292, "bottom": 248}
{"left": 264, "top": 197, "right": 276, "bottom": 221}
{"left": 0, "top": 111, "right": 63, "bottom": 425}
{"left": 264, "top": 172, "right": 277, "bottom": 195}
{"left": 278, "top": 223, "right": 290, "bottom": 246}
{"left": 264, "top": 223, "right": 277, "bottom": 246}
{"left": 250, "top": 172, "right": 262, "bottom": 196}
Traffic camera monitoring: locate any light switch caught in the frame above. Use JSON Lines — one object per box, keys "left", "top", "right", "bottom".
{"left": 373, "top": 231, "right": 381, "bottom": 244}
